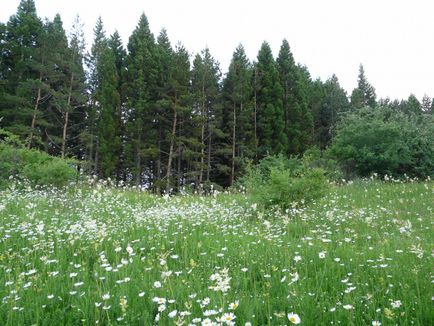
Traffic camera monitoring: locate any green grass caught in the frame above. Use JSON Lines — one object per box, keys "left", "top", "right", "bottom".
{"left": 0, "top": 179, "right": 432, "bottom": 325}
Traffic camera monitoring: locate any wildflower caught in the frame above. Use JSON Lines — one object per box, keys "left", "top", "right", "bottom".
{"left": 138, "top": 292, "right": 145, "bottom": 297}
{"left": 168, "top": 310, "right": 177, "bottom": 318}
{"left": 318, "top": 251, "right": 326, "bottom": 259}
{"left": 287, "top": 312, "right": 301, "bottom": 324}
{"left": 222, "top": 312, "right": 236, "bottom": 323}
{"left": 153, "top": 281, "right": 162, "bottom": 288}
{"left": 102, "top": 293, "right": 110, "bottom": 300}
{"left": 390, "top": 300, "right": 402, "bottom": 309}
{"left": 294, "top": 255, "right": 302, "bottom": 262}
{"left": 228, "top": 300, "right": 239, "bottom": 310}
{"left": 343, "top": 304, "right": 354, "bottom": 310}
{"left": 372, "top": 321, "right": 381, "bottom": 326}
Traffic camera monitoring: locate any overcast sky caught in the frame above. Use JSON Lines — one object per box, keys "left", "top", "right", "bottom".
{"left": 1, "top": 0, "right": 433, "bottom": 100}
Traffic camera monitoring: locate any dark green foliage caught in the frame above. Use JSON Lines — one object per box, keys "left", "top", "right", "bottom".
{"left": 329, "top": 107, "right": 434, "bottom": 178}
{"left": 350, "top": 64, "right": 376, "bottom": 109}
{"left": 0, "top": 129, "right": 76, "bottom": 187}
{"left": 1, "top": 2, "right": 432, "bottom": 190}
{"left": 243, "top": 154, "right": 329, "bottom": 210}
{"left": 255, "top": 42, "right": 286, "bottom": 157}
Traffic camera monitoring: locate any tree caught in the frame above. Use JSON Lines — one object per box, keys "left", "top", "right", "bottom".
{"left": 124, "top": 13, "right": 158, "bottom": 185}
{"left": 219, "top": 44, "right": 252, "bottom": 186}
{"left": 350, "top": 64, "right": 376, "bottom": 109}
{"left": 255, "top": 42, "right": 286, "bottom": 157}
{"left": 1, "top": 0, "right": 44, "bottom": 142}
{"left": 276, "top": 39, "right": 297, "bottom": 150}
{"left": 191, "top": 48, "right": 221, "bottom": 186}
{"left": 421, "top": 94, "right": 432, "bottom": 114}
{"left": 314, "top": 75, "right": 349, "bottom": 149}
{"left": 97, "top": 45, "right": 121, "bottom": 178}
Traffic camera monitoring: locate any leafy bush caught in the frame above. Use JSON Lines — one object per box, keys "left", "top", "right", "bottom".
{"left": 328, "top": 107, "right": 434, "bottom": 178}
{"left": 242, "top": 154, "right": 329, "bottom": 210}
{"left": 0, "top": 129, "right": 77, "bottom": 187}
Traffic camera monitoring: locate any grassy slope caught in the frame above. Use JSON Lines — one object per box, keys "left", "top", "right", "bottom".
{"left": 0, "top": 180, "right": 432, "bottom": 325}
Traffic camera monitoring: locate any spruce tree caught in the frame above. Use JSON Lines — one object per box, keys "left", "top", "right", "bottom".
{"left": 255, "top": 42, "right": 286, "bottom": 157}
{"left": 191, "top": 48, "right": 221, "bottom": 186}
{"left": 351, "top": 64, "right": 376, "bottom": 109}
{"left": 219, "top": 44, "right": 252, "bottom": 186}
{"left": 125, "top": 13, "right": 158, "bottom": 185}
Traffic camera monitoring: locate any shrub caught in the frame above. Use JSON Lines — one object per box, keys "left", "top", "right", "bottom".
{"left": 0, "top": 129, "right": 77, "bottom": 187}
{"left": 328, "top": 107, "right": 434, "bottom": 178}
{"left": 242, "top": 154, "right": 329, "bottom": 210}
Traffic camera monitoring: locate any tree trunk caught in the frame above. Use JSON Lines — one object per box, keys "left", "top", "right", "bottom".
{"left": 254, "top": 68, "right": 258, "bottom": 160}
{"left": 61, "top": 73, "right": 74, "bottom": 158}
{"left": 165, "top": 104, "right": 177, "bottom": 193}
{"left": 28, "top": 71, "right": 43, "bottom": 149}
{"left": 135, "top": 130, "right": 142, "bottom": 186}
{"left": 199, "top": 82, "right": 206, "bottom": 185}
{"left": 230, "top": 102, "right": 236, "bottom": 186}
{"left": 206, "top": 129, "right": 212, "bottom": 182}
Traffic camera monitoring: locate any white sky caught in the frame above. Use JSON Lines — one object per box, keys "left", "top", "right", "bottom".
{"left": 1, "top": 0, "right": 433, "bottom": 100}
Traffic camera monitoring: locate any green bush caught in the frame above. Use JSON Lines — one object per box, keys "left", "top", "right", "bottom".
{"left": 243, "top": 154, "right": 329, "bottom": 210}
{"left": 0, "top": 129, "right": 77, "bottom": 187}
{"left": 328, "top": 107, "right": 434, "bottom": 178}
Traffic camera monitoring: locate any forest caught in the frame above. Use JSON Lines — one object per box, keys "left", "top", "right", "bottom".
{"left": 1, "top": 0, "right": 433, "bottom": 191}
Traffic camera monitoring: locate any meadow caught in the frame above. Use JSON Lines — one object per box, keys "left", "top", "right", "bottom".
{"left": 0, "top": 179, "right": 432, "bottom": 325}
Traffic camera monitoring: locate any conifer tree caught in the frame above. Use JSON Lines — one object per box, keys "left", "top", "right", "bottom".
{"left": 125, "top": 13, "right": 158, "bottom": 185}
{"left": 219, "top": 44, "right": 252, "bottom": 186}
{"left": 351, "top": 64, "right": 376, "bottom": 109}
{"left": 191, "top": 48, "right": 221, "bottom": 185}
{"left": 255, "top": 42, "right": 286, "bottom": 157}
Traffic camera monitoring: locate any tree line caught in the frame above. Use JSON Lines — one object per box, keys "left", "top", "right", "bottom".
{"left": 1, "top": 1, "right": 432, "bottom": 191}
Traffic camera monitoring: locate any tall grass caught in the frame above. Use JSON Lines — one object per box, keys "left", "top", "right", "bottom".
{"left": 0, "top": 179, "right": 432, "bottom": 325}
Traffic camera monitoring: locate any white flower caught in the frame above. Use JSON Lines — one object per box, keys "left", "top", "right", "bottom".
{"left": 47, "top": 294, "right": 54, "bottom": 299}
{"left": 390, "top": 300, "right": 402, "bottom": 309}
{"left": 228, "top": 300, "right": 239, "bottom": 310}
{"left": 343, "top": 304, "right": 354, "bottom": 310}
{"left": 153, "top": 281, "right": 162, "bottom": 288}
{"left": 288, "top": 312, "right": 301, "bottom": 324}
{"left": 222, "top": 312, "right": 236, "bottom": 323}
{"left": 372, "top": 321, "right": 381, "bottom": 326}
{"left": 102, "top": 293, "right": 110, "bottom": 300}
{"left": 158, "top": 304, "right": 166, "bottom": 312}
{"left": 319, "top": 251, "right": 326, "bottom": 259}
{"left": 294, "top": 255, "right": 302, "bottom": 262}
{"left": 168, "top": 310, "right": 177, "bottom": 318}
{"left": 126, "top": 245, "right": 134, "bottom": 255}
{"left": 138, "top": 291, "right": 145, "bottom": 297}
{"left": 152, "top": 297, "right": 166, "bottom": 305}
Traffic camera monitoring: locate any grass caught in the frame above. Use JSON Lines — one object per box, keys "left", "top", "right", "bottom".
{"left": 0, "top": 179, "right": 432, "bottom": 325}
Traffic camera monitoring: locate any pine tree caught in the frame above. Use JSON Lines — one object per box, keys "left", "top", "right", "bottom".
{"left": 421, "top": 94, "right": 432, "bottom": 114}
{"left": 1, "top": 0, "right": 44, "bottom": 142}
{"left": 125, "top": 13, "right": 158, "bottom": 185}
{"left": 97, "top": 45, "right": 121, "bottom": 178}
{"left": 164, "top": 44, "right": 191, "bottom": 192}
{"left": 86, "top": 17, "right": 107, "bottom": 174}
{"left": 255, "top": 42, "right": 286, "bottom": 157}
{"left": 351, "top": 64, "right": 376, "bottom": 109}
{"left": 276, "top": 39, "right": 297, "bottom": 150}
{"left": 191, "top": 48, "right": 221, "bottom": 186}
{"left": 219, "top": 44, "right": 252, "bottom": 186}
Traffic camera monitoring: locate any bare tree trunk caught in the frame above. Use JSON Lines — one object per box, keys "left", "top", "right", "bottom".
{"left": 135, "top": 131, "right": 142, "bottom": 186}
{"left": 28, "top": 72, "right": 43, "bottom": 149}
{"left": 206, "top": 130, "right": 212, "bottom": 182}
{"left": 165, "top": 105, "right": 177, "bottom": 193}
{"left": 199, "top": 82, "right": 206, "bottom": 185}
{"left": 230, "top": 102, "right": 236, "bottom": 186}
{"left": 61, "top": 73, "right": 74, "bottom": 158}
{"left": 254, "top": 68, "right": 258, "bottom": 160}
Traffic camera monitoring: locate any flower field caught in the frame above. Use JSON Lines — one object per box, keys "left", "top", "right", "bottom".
{"left": 0, "top": 180, "right": 432, "bottom": 325}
